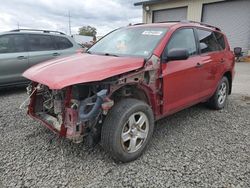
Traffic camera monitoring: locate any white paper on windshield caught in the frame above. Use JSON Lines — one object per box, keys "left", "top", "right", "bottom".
{"left": 142, "top": 31, "right": 163, "bottom": 36}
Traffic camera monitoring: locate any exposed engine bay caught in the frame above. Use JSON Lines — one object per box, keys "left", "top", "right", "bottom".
{"left": 24, "top": 55, "right": 161, "bottom": 146}
{"left": 27, "top": 83, "right": 113, "bottom": 145}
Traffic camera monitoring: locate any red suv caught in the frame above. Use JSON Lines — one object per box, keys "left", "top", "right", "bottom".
{"left": 23, "top": 21, "right": 235, "bottom": 162}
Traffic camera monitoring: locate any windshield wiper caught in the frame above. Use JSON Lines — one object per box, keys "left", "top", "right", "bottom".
{"left": 103, "top": 53, "right": 119, "bottom": 57}
{"left": 86, "top": 52, "right": 118, "bottom": 57}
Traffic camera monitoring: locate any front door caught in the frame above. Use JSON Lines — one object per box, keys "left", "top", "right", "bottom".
{"left": 161, "top": 28, "right": 204, "bottom": 114}
{"left": 0, "top": 34, "right": 29, "bottom": 85}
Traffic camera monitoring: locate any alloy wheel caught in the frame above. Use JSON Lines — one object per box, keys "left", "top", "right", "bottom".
{"left": 121, "top": 112, "right": 149, "bottom": 153}
{"left": 218, "top": 82, "right": 227, "bottom": 105}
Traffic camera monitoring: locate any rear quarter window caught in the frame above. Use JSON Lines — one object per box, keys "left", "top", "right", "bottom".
{"left": 54, "top": 36, "right": 73, "bottom": 50}
{"left": 214, "top": 32, "right": 226, "bottom": 50}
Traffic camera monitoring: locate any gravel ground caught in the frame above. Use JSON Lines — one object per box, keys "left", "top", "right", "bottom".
{"left": 0, "top": 88, "right": 249, "bottom": 188}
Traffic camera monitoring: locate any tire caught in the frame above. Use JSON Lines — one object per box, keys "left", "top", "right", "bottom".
{"left": 101, "top": 98, "right": 154, "bottom": 163}
{"left": 207, "top": 76, "right": 229, "bottom": 110}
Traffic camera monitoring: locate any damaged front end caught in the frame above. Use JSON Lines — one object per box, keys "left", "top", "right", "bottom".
{"left": 26, "top": 82, "right": 114, "bottom": 145}
{"left": 24, "top": 54, "right": 162, "bottom": 146}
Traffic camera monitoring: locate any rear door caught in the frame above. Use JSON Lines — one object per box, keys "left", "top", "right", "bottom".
{"left": 161, "top": 28, "right": 203, "bottom": 114}
{"left": 0, "top": 34, "right": 29, "bottom": 85}
{"left": 195, "top": 28, "right": 225, "bottom": 96}
{"left": 27, "top": 34, "right": 59, "bottom": 67}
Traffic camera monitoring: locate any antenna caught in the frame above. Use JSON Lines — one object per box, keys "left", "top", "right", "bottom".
{"left": 68, "top": 11, "right": 71, "bottom": 35}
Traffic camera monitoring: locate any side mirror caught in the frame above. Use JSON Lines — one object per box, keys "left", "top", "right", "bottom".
{"left": 234, "top": 47, "right": 242, "bottom": 56}
{"left": 164, "top": 48, "right": 189, "bottom": 61}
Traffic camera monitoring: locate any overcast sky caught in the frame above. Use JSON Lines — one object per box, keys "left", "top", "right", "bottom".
{"left": 0, "top": 0, "right": 142, "bottom": 36}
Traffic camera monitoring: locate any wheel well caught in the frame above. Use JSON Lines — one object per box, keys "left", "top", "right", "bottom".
{"left": 111, "top": 85, "right": 150, "bottom": 105}
{"left": 223, "top": 71, "right": 232, "bottom": 95}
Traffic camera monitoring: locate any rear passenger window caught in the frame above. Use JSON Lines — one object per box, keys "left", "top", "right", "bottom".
{"left": 166, "top": 28, "right": 197, "bottom": 56}
{"left": 197, "top": 29, "right": 221, "bottom": 53}
{"left": 28, "top": 35, "right": 55, "bottom": 51}
{"left": 54, "top": 36, "right": 73, "bottom": 50}
{"left": 214, "top": 32, "right": 225, "bottom": 50}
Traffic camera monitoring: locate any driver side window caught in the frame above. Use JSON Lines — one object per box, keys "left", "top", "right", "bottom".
{"left": 165, "top": 28, "right": 197, "bottom": 56}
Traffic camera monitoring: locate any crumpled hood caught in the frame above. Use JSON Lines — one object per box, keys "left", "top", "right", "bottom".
{"left": 23, "top": 53, "right": 145, "bottom": 89}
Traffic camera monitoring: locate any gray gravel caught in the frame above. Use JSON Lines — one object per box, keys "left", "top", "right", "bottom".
{"left": 0, "top": 88, "right": 249, "bottom": 188}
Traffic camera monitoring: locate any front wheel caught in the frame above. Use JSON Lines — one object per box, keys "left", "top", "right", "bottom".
{"left": 101, "top": 98, "right": 154, "bottom": 163}
{"left": 207, "top": 76, "right": 229, "bottom": 110}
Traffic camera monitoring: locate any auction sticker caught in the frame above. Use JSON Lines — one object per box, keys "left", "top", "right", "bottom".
{"left": 142, "top": 31, "right": 163, "bottom": 36}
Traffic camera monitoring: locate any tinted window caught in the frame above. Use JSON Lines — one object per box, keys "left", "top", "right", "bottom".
{"left": 54, "top": 36, "right": 73, "bottom": 50}
{"left": 0, "top": 35, "right": 26, "bottom": 53}
{"left": 214, "top": 32, "right": 225, "bottom": 50}
{"left": 197, "top": 29, "right": 221, "bottom": 53}
{"left": 166, "top": 28, "right": 197, "bottom": 56}
{"left": 13, "top": 35, "right": 26, "bottom": 52}
{"left": 28, "top": 35, "right": 55, "bottom": 51}
{"left": 0, "top": 35, "right": 11, "bottom": 53}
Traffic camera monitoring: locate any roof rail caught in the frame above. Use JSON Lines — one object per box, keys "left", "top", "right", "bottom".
{"left": 133, "top": 21, "right": 180, "bottom": 25}
{"left": 187, "top": 21, "right": 221, "bottom": 31}
{"left": 133, "top": 23, "right": 145, "bottom": 26}
{"left": 136, "top": 20, "right": 221, "bottom": 31}
{"left": 9, "top": 29, "right": 66, "bottom": 35}
{"left": 156, "top": 20, "right": 181, "bottom": 23}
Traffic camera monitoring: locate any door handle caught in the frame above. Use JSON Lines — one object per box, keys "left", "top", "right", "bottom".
{"left": 17, "top": 56, "right": 28, "bottom": 60}
{"left": 52, "top": 52, "right": 60, "bottom": 56}
{"left": 195, "top": 62, "right": 203, "bottom": 68}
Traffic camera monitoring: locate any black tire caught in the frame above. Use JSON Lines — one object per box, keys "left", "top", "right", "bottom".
{"left": 101, "top": 98, "right": 154, "bottom": 163}
{"left": 207, "top": 76, "right": 229, "bottom": 110}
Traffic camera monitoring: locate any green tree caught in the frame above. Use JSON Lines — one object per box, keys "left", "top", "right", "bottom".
{"left": 78, "top": 26, "right": 97, "bottom": 37}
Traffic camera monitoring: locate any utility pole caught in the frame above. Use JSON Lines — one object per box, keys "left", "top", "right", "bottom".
{"left": 17, "top": 22, "right": 20, "bottom": 29}
{"left": 68, "top": 11, "right": 71, "bottom": 35}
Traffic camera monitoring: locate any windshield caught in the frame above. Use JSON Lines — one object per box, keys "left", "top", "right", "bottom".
{"left": 88, "top": 27, "right": 168, "bottom": 58}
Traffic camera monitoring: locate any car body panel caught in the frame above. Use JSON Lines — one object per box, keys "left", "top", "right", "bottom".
{"left": 23, "top": 22, "right": 235, "bottom": 145}
{"left": 162, "top": 55, "right": 205, "bottom": 114}
{"left": 0, "top": 51, "right": 29, "bottom": 85}
{"left": 23, "top": 53, "right": 145, "bottom": 89}
{"left": 0, "top": 31, "right": 82, "bottom": 87}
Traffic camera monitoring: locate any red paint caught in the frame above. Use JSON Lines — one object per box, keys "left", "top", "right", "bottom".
{"left": 23, "top": 53, "right": 144, "bottom": 89}
{"left": 162, "top": 55, "right": 205, "bottom": 113}
{"left": 25, "top": 22, "right": 235, "bottom": 139}
{"left": 158, "top": 23, "right": 235, "bottom": 116}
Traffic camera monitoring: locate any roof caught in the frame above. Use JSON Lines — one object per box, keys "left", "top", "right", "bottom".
{"left": 134, "top": 0, "right": 169, "bottom": 6}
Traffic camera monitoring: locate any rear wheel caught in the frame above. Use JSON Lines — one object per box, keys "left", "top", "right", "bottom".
{"left": 207, "top": 76, "right": 229, "bottom": 110}
{"left": 101, "top": 98, "right": 154, "bottom": 162}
